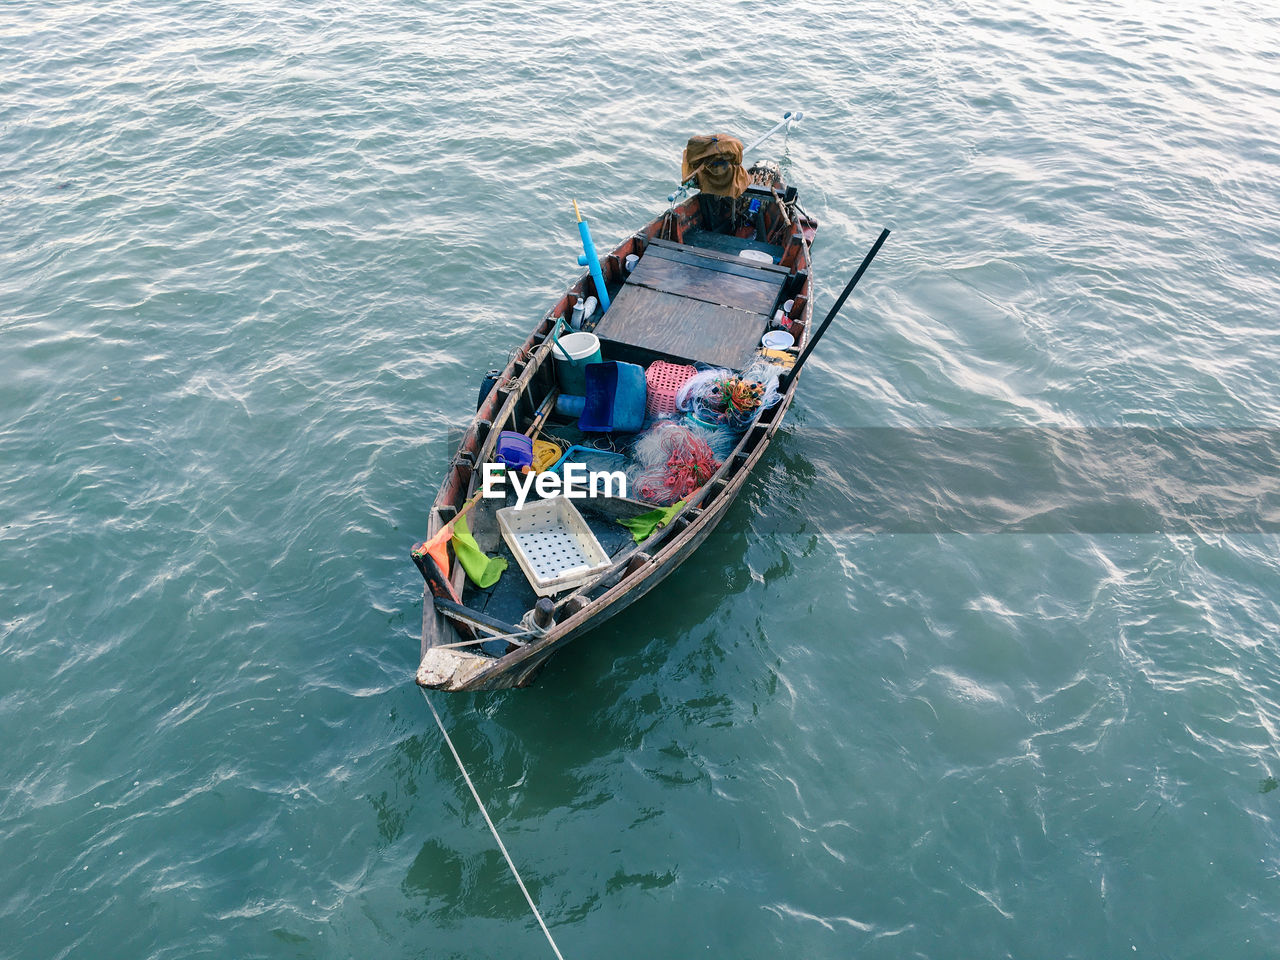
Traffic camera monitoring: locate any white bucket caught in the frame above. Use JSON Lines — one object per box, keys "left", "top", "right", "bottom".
{"left": 551, "top": 331, "right": 601, "bottom": 394}
{"left": 551, "top": 331, "right": 600, "bottom": 363}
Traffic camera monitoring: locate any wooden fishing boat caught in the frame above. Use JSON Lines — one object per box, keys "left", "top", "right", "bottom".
{"left": 412, "top": 128, "right": 885, "bottom": 691}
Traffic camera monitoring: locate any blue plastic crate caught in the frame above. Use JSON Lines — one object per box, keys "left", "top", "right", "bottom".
{"left": 578, "top": 361, "right": 647, "bottom": 433}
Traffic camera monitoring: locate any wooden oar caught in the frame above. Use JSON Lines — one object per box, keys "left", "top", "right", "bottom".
{"left": 779, "top": 227, "right": 890, "bottom": 390}
{"left": 770, "top": 186, "right": 792, "bottom": 228}
{"left": 526, "top": 389, "right": 559, "bottom": 441}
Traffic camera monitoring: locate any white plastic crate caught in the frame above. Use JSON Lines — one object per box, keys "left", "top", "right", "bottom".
{"left": 496, "top": 498, "right": 612, "bottom": 597}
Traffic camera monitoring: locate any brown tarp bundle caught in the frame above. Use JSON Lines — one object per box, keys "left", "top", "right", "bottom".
{"left": 681, "top": 134, "right": 749, "bottom": 198}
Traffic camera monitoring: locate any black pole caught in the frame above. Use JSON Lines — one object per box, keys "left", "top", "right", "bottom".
{"left": 780, "top": 227, "right": 890, "bottom": 390}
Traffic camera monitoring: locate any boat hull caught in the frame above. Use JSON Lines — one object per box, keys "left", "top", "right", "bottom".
{"left": 415, "top": 186, "right": 817, "bottom": 691}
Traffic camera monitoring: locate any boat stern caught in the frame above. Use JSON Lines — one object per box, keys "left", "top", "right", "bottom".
{"left": 416, "top": 645, "right": 494, "bottom": 691}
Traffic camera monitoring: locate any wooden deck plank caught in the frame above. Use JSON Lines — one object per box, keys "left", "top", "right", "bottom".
{"left": 627, "top": 256, "right": 784, "bottom": 315}
{"left": 679, "top": 228, "right": 785, "bottom": 263}
{"left": 646, "top": 236, "right": 790, "bottom": 276}
{"left": 642, "top": 244, "right": 789, "bottom": 282}
{"left": 593, "top": 284, "right": 767, "bottom": 368}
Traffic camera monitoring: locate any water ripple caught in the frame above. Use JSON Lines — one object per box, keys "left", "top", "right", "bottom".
{"left": 4, "top": 0, "right": 1280, "bottom": 957}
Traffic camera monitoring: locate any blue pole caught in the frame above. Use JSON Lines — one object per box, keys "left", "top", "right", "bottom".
{"left": 573, "top": 200, "right": 611, "bottom": 313}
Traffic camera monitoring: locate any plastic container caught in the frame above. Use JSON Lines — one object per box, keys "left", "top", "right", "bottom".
{"left": 645, "top": 360, "right": 697, "bottom": 417}
{"left": 476, "top": 369, "right": 502, "bottom": 411}
{"left": 496, "top": 497, "right": 612, "bottom": 596}
{"left": 555, "top": 394, "right": 586, "bottom": 417}
{"left": 569, "top": 296, "right": 599, "bottom": 331}
{"left": 496, "top": 431, "right": 534, "bottom": 470}
{"left": 762, "top": 329, "right": 795, "bottom": 350}
{"left": 579, "top": 361, "right": 647, "bottom": 433}
{"left": 687, "top": 409, "right": 724, "bottom": 431}
{"left": 551, "top": 331, "right": 602, "bottom": 395}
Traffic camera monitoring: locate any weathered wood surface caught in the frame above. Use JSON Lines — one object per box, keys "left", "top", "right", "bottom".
{"left": 594, "top": 242, "right": 784, "bottom": 367}
{"left": 644, "top": 242, "right": 788, "bottom": 282}
{"left": 625, "top": 255, "right": 783, "bottom": 315}
{"left": 593, "top": 284, "right": 768, "bottom": 368}
{"left": 645, "top": 236, "right": 790, "bottom": 276}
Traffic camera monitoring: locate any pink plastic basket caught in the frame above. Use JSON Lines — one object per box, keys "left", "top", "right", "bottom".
{"left": 645, "top": 361, "right": 697, "bottom": 417}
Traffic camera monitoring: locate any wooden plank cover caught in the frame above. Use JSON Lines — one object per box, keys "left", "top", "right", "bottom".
{"left": 646, "top": 237, "right": 790, "bottom": 276}
{"left": 626, "top": 255, "right": 783, "bottom": 315}
{"left": 593, "top": 284, "right": 767, "bottom": 368}
{"left": 644, "top": 243, "right": 788, "bottom": 282}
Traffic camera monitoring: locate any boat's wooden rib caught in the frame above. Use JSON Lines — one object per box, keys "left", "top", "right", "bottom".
{"left": 415, "top": 179, "right": 818, "bottom": 691}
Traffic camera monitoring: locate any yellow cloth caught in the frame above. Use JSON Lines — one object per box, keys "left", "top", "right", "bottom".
{"left": 532, "top": 439, "right": 562, "bottom": 472}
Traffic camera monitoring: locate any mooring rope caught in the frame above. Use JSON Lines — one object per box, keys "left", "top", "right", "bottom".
{"left": 420, "top": 688, "right": 567, "bottom": 960}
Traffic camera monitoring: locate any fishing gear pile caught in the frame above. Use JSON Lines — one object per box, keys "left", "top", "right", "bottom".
{"left": 675, "top": 361, "right": 786, "bottom": 433}
{"left": 740, "top": 357, "right": 787, "bottom": 407}
{"left": 627, "top": 421, "right": 721, "bottom": 506}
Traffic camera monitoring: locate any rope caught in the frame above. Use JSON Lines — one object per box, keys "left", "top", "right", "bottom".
{"left": 420, "top": 688, "right": 567, "bottom": 960}
{"left": 432, "top": 630, "right": 533, "bottom": 650}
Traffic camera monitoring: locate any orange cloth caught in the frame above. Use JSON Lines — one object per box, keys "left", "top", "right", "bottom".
{"left": 414, "top": 523, "right": 453, "bottom": 580}
{"left": 681, "top": 134, "right": 749, "bottom": 198}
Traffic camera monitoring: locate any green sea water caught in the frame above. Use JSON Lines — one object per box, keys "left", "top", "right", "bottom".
{"left": 4, "top": 1, "right": 1280, "bottom": 957}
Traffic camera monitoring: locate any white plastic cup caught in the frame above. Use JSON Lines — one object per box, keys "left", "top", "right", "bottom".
{"left": 625, "top": 253, "right": 639, "bottom": 272}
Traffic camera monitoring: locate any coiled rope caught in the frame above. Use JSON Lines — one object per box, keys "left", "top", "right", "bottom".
{"left": 420, "top": 688, "right": 567, "bottom": 960}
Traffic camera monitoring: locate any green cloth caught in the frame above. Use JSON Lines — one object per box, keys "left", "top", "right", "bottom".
{"left": 450, "top": 514, "right": 507, "bottom": 588}
{"left": 617, "top": 500, "right": 686, "bottom": 543}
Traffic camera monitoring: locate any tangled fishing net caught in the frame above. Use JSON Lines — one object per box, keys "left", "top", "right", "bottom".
{"left": 675, "top": 361, "right": 787, "bottom": 432}
{"left": 627, "top": 421, "right": 722, "bottom": 505}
